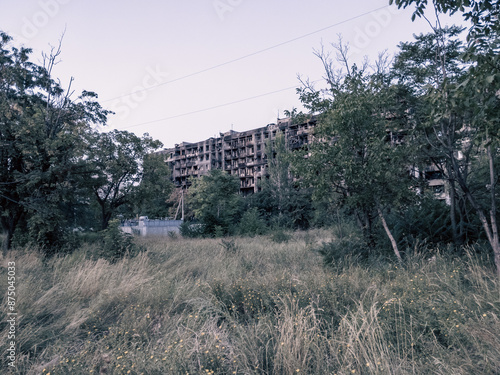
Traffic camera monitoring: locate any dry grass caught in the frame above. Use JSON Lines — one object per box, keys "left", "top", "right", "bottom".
{"left": 0, "top": 230, "right": 499, "bottom": 374}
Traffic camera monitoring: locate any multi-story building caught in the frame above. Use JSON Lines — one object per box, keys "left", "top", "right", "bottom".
{"left": 160, "top": 117, "right": 316, "bottom": 194}
{"left": 161, "top": 116, "right": 450, "bottom": 202}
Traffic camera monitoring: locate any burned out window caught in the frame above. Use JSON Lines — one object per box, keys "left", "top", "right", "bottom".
{"left": 425, "top": 170, "right": 443, "bottom": 180}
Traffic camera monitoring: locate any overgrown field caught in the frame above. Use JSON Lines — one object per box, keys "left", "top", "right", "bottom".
{"left": 1, "top": 230, "right": 500, "bottom": 374}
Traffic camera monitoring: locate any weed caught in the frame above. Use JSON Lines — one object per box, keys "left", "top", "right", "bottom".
{"left": 220, "top": 238, "right": 239, "bottom": 254}
{"left": 1, "top": 232, "right": 499, "bottom": 374}
{"left": 96, "top": 219, "right": 143, "bottom": 262}
{"left": 270, "top": 229, "right": 291, "bottom": 243}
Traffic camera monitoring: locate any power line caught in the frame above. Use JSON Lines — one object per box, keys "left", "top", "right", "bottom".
{"left": 117, "top": 79, "right": 323, "bottom": 130}
{"left": 101, "top": 5, "right": 389, "bottom": 103}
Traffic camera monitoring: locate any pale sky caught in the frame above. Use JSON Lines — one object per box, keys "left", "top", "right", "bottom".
{"left": 1, "top": 0, "right": 466, "bottom": 149}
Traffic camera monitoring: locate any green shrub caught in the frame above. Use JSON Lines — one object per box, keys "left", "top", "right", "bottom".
{"left": 95, "top": 219, "right": 142, "bottom": 262}
{"left": 11, "top": 217, "right": 80, "bottom": 256}
{"left": 270, "top": 229, "right": 291, "bottom": 243}
{"left": 180, "top": 221, "right": 205, "bottom": 238}
{"left": 77, "top": 230, "right": 101, "bottom": 244}
{"left": 238, "top": 207, "right": 267, "bottom": 236}
{"left": 213, "top": 225, "right": 225, "bottom": 238}
{"left": 315, "top": 235, "right": 370, "bottom": 268}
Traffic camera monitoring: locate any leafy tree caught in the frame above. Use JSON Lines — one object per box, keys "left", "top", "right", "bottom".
{"left": 0, "top": 32, "right": 109, "bottom": 251}
{"left": 237, "top": 207, "right": 267, "bottom": 236}
{"left": 259, "top": 132, "right": 313, "bottom": 229}
{"left": 189, "top": 169, "right": 241, "bottom": 236}
{"left": 392, "top": 26, "right": 471, "bottom": 247}
{"left": 264, "top": 133, "right": 291, "bottom": 226}
{"left": 86, "top": 129, "right": 163, "bottom": 230}
{"left": 291, "top": 47, "right": 417, "bottom": 260}
{"left": 129, "top": 152, "right": 174, "bottom": 218}
{"left": 391, "top": 0, "right": 500, "bottom": 275}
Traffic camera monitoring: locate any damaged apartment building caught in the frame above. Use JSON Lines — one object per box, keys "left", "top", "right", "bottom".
{"left": 161, "top": 116, "right": 450, "bottom": 202}
{"left": 160, "top": 118, "right": 315, "bottom": 194}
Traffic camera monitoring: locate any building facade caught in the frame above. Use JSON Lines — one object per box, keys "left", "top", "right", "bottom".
{"left": 161, "top": 116, "right": 449, "bottom": 202}
{"left": 160, "top": 118, "right": 315, "bottom": 194}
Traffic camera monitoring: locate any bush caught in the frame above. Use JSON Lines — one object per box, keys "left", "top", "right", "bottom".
{"left": 392, "top": 196, "right": 453, "bottom": 248}
{"left": 270, "top": 229, "right": 291, "bottom": 243}
{"left": 214, "top": 225, "right": 225, "bottom": 238}
{"left": 95, "top": 219, "right": 142, "bottom": 262}
{"left": 180, "top": 221, "right": 205, "bottom": 238}
{"left": 315, "top": 235, "right": 370, "bottom": 268}
{"left": 11, "top": 215, "right": 80, "bottom": 256}
{"left": 238, "top": 208, "right": 267, "bottom": 237}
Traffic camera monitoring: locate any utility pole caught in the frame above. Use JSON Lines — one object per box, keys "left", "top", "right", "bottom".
{"left": 181, "top": 188, "right": 184, "bottom": 221}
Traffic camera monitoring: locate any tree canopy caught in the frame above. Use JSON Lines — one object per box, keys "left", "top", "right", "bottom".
{"left": 0, "top": 32, "right": 110, "bottom": 251}
{"left": 0, "top": 33, "right": 168, "bottom": 251}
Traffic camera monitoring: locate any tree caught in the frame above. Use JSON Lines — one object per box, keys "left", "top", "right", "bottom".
{"left": 129, "top": 152, "right": 174, "bottom": 218}
{"left": 391, "top": 0, "right": 500, "bottom": 276}
{"left": 392, "top": 26, "right": 471, "bottom": 247}
{"left": 259, "top": 132, "right": 312, "bottom": 229}
{"left": 291, "top": 45, "right": 417, "bottom": 260}
{"left": 87, "top": 129, "right": 163, "bottom": 230}
{"left": 0, "top": 32, "right": 109, "bottom": 251}
{"left": 189, "top": 169, "right": 241, "bottom": 236}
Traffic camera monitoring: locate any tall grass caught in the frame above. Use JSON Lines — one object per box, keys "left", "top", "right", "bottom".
{"left": 0, "top": 229, "right": 499, "bottom": 374}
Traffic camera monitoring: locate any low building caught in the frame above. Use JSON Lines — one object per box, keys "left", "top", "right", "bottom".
{"left": 121, "top": 217, "right": 183, "bottom": 236}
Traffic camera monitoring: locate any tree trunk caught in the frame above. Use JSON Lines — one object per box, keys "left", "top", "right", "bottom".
{"left": 448, "top": 175, "right": 460, "bottom": 247}
{"left": 1, "top": 212, "right": 23, "bottom": 254}
{"left": 487, "top": 143, "right": 500, "bottom": 278}
{"left": 452, "top": 143, "right": 500, "bottom": 277}
{"left": 102, "top": 211, "right": 112, "bottom": 230}
{"left": 356, "top": 209, "right": 374, "bottom": 247}
{"left": 377, "top": 206, "right": 402, "bottom": 262}
{"left": 2, "top": 228, "right": 13, "bottom": 255}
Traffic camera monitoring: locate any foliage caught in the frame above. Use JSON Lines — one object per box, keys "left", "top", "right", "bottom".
{"left": 0, "top": 32, "right": 110, "bottom": 252}
{"left": 189, "top": 169, "right": 242, "bottom": 236}
{"left": 87, "top": 130, "right": 164, "bottom": 230}
{"left": 0, "top": 33, "right": 170, "bottom": 254}
{"left": 316, "top": 235, "right": 370, "bottom": 269}
{"left": 390, "top": 1, "right": 500, "bottom": 274}
{"left": 95, "top": 219, "right": 142, "bottom": 262}
{"left": 128, "top": 151, "right": 174, "bottom": 219}
{"left": 391, "top": 25, "right": 467, "bottom": 93}
{"left": 237, "top": 207, "right": 267, "bottom": 236}
{"left": 291, "top": 57, "right": 416, "bottom": 260}
{"left": 179, "top": 220, "right": 205, "bottom": 238}
{"left": 2, "top": 233, "right": 500, "bottom": 374}
{"left": 260, "top": 132, "right": 314, "bottom": 229}
{"left": 393, "top": 195, "right": 453, "bottom": 246}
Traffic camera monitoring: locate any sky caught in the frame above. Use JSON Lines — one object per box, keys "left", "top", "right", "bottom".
{"left": 0, "top": 0, "right": 466, "bottom": 149}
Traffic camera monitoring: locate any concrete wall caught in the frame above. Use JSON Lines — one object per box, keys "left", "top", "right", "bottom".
{"left": 121, "top": 220, "right": 183, "bottom": 237}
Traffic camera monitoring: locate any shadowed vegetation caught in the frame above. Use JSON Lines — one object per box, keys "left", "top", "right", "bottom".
{"left": 1, "top": 228, "right": 499, "bottom": 374}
